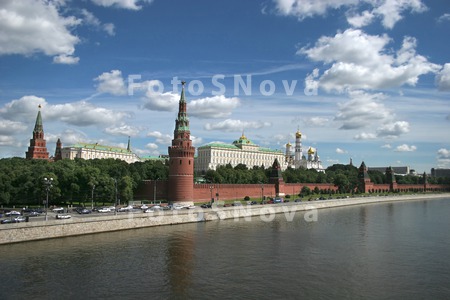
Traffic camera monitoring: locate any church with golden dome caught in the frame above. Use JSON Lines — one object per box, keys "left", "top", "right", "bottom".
{"left": 285, "top": 129, "right": 325, "bottom": 172}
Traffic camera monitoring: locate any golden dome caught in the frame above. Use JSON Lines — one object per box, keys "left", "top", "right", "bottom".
{"left": 286, "top": 142, "right": 292, "bottom": 147}
{"left": 308, "top": 147, "right": 315, "bottom": 154}
{"left": 295, "top": 130, "right": 302, "bottom": 138}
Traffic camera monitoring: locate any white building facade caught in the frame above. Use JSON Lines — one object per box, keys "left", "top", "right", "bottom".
{"left": 60, "top": 142, "right": 140, "bottom": 164}
{"left": 195, "top": 134, "right": 287, "bottom": 173}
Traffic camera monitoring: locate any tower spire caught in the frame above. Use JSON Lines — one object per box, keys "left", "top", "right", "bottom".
{"left": 168, "top": 80, "right": 195, "bottom": 205}
{"left": 127, "top": 136, "right": 131, "bottom": 151}
{"left": 26, "top": 105, "right": 49, "bottom": 160}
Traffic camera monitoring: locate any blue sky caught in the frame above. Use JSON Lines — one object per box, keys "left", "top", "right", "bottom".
{"left": 0, "top": 0, "right": 449, "bottom": 173}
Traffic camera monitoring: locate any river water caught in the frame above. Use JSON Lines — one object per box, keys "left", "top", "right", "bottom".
{"left": 1, "top": 198, "right": 449, "bottom": 299}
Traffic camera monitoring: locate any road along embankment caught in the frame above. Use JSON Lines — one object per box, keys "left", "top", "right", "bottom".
{"left": 1, "top": 193, "right": 449, "bottom": 245}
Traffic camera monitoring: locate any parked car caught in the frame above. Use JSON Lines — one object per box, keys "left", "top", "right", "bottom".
{"left": 56, "top": 214, "right": 71, "bottom": 219}
{"left": 14, "top": 216, "right": 27, "bottom": 222}
{"left": 52, "top": 207, "right": 64, "bottom": 213}
{"left": 98, "top": 207, "right": 111, "bottom": 213}
{"left": 117, "top": 205, "right": 133, "bottom": 212}
{"left": 27, "top": 211, "right": 41, "bottom": 217}
{"left": 1, "top": 219, "right": 18, "bottom": 224}
{"left": 75, "top": 207, "right": 91, "bottom": 214}
{"left": 5, "top": 210, "right": 21, "bottom": 216}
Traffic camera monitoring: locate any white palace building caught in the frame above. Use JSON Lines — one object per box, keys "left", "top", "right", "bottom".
{"left": 194, "top": 134, "right": 287, "bottom": 174}
{"left": 58, "top": 137, "right": 140, "bottom": 164}
{"left": 195, "top": 130, "right": 325, "bottom": 174}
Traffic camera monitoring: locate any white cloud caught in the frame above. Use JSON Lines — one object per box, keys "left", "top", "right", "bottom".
{"left": 104, "top": 124, "right": 141, "bottom": 136}
{"left": 336, "top": 148, "right": 347, "bottom": 154}
{"left": 204, "top": 119, "right": 271, "bottom": 132}
{"left": 0, "top": 135, "right": 16, "bottom": 146}
{"left": 46, "top": 129, "right": 88, "bottom": 145}
{"left": 436, "top": 63, "right": 450, "bottom": 91}
{"left": 145, "top": 143, "right": 158, "bottom": 150}
{"left": 91, "top": 0, "right": 153, "bottom": 10}
{"left": 437, "top": 148, "right": 450, "bottom": 168}
{"left": 376, "top": 121, "right": 410, "bottom": 138}
{"left": 0, "top": 0, "right": 81, "bottom": 62}
{"left": 437, "top": 148, "right": 450, "bottom": 159}
{"left": 395, "top": 144, "right": 416, "bottom": 152}
{"left": 189, "top": 95, "right": 240, "bottom": 119}
{"left": 0, "top": 120, "right": 27, "bottom": 135}
{"left": 147, "top": 131, "right": 172, "bottom": 145}
{"left": 0, "top": 95, "right": 131, "bottom": 127}
{"left": 303, "top": 116, "right": 329, "bottom": 127}
{"left": 437, "top": 13, "right": 450, "bottom": 23}
{"left": 142, "top": 90, "right": 179, "bottom": 112}
{"left": 381, "top": 144, "right": 392, "bottom": 149}
{"left": 273, "top": 0, "right": 427, "bottom": 29}
{"left": 94, "top": 70, "right": 127, "bottom": 96}
{"left": 347, "top": 10, "right": 374, "bottom": 27}
{"left": 53, "top": 54, "right": 80, "bottom": 64}
{"left": 190, "top": 135, "right": 203, "bottom": 146}
{"left": 299, "top": 29, "right": 440, "bottom": 92}
{"left": 354, "top": 132, "right": 376, "bottom": 140}
{"left": 335, "top": 91, "right": 392, "bottom": 130}
{"left": 273, "top": 0, "right": 358, "bottom": 20}
{"left": 373, "top": 0, "right": 427, "bottom": 29}
{"left": 81, "top": 9, "right": 115, "bottom": 36}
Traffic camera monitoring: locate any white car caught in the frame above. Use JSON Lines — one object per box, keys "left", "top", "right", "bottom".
{"left": 6, "top": 210, "right": 21, "bottom": 216}
{"left": 140, "top": 204, "right": 149, "bottom": 210}
{"left": 98, "top": 208, "right": 111, "bottom": 213}
{"left": 52, "top": 207, "right": 64, "bottom": 213}
{"left": 117, "top": 205, "right": 133, "bottom": 212}
{"left": 56, "top": 214, "right": 71, "bottom": 219}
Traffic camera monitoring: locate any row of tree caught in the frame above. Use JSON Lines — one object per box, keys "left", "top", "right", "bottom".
{"left": 0, "top": 157, "right": 167, "bottom": 206}
{"left": 0, "top": 158, "right": 448, "bottom": 206}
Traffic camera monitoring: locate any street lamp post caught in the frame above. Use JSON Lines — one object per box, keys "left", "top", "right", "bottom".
{"left": 43, "top": 177, "right": 53, "bottom": 221}
{"left": 261, "top": 182, "right": 264, "bottom": 203}
{"left": 91, "top": 184, "right": 96, "bottom": 210}
{"left": 154, "top": 178, "right": 159, "bottom": 205}
{"left": 209, "top": 185, "right": 214, "bottom": 204}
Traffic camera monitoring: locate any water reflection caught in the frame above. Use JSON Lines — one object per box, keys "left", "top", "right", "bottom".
{"left": 167, "top": 231, "right": 195, "bottom": 298}
{"left": 0, "top": 198, "right": 449, "bottom": 299}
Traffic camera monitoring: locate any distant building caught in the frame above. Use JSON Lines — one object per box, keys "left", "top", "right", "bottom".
{"left": 60, "top": 137, "right": 140, "bottom": 164}
{"left": 195, "top": 133, "right": 287, "bottom": 174}
{"left": 285, "top": 129, "right": 325, "bottom": 172}
{"left": 431, "top": 168, "right": 450, "bottom": 178}
{"left": 369, "top": 166, "right": 410, "bottom": 176}
{"left": 26, "top": 105, "right": 49, "bottom": 160}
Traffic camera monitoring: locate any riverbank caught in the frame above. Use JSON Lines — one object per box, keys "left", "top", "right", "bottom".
{"left": 1, "top": 193, "right": 449, "bottom": 245}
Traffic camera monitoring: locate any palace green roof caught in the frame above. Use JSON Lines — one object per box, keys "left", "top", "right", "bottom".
{"left": 198, "top": 142, "right": 283, "bottom": 154}
{"left": 70, "top": 143, "right": 133, "bottom": 154}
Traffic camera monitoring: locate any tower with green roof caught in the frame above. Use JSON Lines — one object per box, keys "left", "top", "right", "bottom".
{"left": 26, "top": 105, "right": 49, "bottom": 160}
{"left": 168, "top": 81, "right": 195, "bottom": 205}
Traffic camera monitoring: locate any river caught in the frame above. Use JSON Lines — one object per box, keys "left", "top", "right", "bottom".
{"left": 1, "top": 198, "right": 449, "bottom": 299}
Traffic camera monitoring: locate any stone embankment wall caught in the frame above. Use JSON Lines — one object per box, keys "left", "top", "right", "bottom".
{"left": 1, "top": 194, "right": 448, "bottom": 245}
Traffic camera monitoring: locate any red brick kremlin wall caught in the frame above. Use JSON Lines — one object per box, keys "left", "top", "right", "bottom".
{"left": 135, "top": 180, "right": 449, "bottom": 202}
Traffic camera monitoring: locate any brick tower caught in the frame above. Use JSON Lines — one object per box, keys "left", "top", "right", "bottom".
{"left": 168, "top": 81, "right": 195, "bottom": 205}
{"left": 269, "top": 158, "right": 285, "bottom": 197}
{"left": 54, "top": 138, "right": 62, "bottom": 161}
{"left": 26, "top": 105, "right": 49, "bottom": 160}
{"left": 357, "top": 161, "right": 373, "bottom": 193}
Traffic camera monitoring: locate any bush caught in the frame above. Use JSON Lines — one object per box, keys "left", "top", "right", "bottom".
{"left": 244, "top": 196, "right": 250, "bottom": 201}
{"left": 285, "top": 194, "right": 291, "bottom": 198}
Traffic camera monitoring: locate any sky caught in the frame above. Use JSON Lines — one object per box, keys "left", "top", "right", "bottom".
{"left": 0, "top": 0, "right": 449, "bottom": 173}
